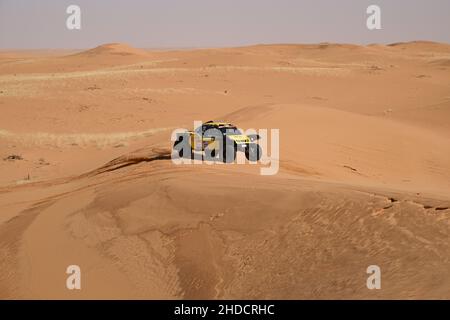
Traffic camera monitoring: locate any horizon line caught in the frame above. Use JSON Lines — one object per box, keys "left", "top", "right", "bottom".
{"left": 1, "top": 39, "right": 449, "bottom": 52}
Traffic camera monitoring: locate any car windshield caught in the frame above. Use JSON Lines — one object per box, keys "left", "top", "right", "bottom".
{"left": 220, "top": 127, "right": 241, "bottom": 135}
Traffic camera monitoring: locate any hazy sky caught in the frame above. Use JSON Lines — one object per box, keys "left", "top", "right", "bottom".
{"left": 1, "top": 0, "right": 449, "bottom": 49}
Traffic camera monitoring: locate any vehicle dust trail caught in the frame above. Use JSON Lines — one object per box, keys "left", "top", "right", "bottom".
{"left": 81, "top": 146, "right": 172, "bottom": 177}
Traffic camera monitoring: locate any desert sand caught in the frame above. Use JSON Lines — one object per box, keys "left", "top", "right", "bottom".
{"left": 0, "top": 41, "right": 449, "bottom": 299}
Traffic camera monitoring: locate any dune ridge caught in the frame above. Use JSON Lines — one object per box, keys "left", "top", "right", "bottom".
{"left": 70, "top": 43, "right": 150, "bottom": 58}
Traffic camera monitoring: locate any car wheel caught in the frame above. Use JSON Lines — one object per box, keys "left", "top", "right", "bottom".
{"left": 245, "top": 143, "right": 262, "bottom": 161}
{"left": 204, "top": 147, "right": 217, "bottom": 161}
{"left": 223, "top": 142, "right": 236, "bottom": 163}
{"left": 173, "top": 135, "right": 192, "bottom": 159}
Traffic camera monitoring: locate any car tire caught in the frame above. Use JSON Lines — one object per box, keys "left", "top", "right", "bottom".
{"left": 173, "top": 135, "right": 192, "bottom": 159}
{"left": 222, "top": 142, "right": 236, "bottom": 163}
{"left": 245, "top": 143, "right": 262, "bottom": 161}
{"left": 204, "top": 146, "right": 217, "bottom": 161}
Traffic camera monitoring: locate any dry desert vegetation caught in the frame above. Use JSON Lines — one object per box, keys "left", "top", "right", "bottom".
{"left": 0, "top": 41, "right": 449, "bottom": 299}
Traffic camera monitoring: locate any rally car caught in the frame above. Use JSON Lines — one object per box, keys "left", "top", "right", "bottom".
{"left": 173, "top": 121, "right": 262, "bottom": 163}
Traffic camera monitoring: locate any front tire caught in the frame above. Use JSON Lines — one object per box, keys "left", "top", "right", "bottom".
{"left": 245, "top": 143, "right": 262, "bottom": 161}
{"left": 222, "top": 142, "right": 236, "bottom": 163}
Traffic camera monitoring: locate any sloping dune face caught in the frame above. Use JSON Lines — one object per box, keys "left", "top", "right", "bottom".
{"left": 0, "top": 42, "right": 449, "bottom": 299}
{"left": 0, "top": 43, "right": 151, "bottom": 74}
{"left": 71, "top": 43, "right": 150, "bottom": 57}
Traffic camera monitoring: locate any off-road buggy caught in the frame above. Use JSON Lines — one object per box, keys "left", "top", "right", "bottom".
{"left": 173, "top": 121, "right": 262, "bottom": 163}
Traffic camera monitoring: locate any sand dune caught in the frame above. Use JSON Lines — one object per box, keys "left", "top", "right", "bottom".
{"left": 225, "top": 103, "right": 450, "bottom": 197}
{"left": 0, "top": 42, "right": 449, "bottom": 299}
{"left": 0, "top": 43, "right": 153, "bottom": 75}
{"left": 387, "top": 40, "right": 450, "bottom": 52}
{"left": 1, "top": 148, "right": 449, "bottom": 299}
{"left": 72, "top": 43, "right": 149, "bottom": 58}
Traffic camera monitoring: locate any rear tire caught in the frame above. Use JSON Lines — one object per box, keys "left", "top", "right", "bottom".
{"left": 173, "top": 135, "right": 192, "bottom": 159}
{"left": 204, "top": 146, "right": 217, "bottom": 161}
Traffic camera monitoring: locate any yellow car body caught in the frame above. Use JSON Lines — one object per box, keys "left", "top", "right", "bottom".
{"left": 173, "top": 121, "right": 262, "bottom": 162}
{"left": 188, "top": 121, "right": 250, "bottom": 151}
